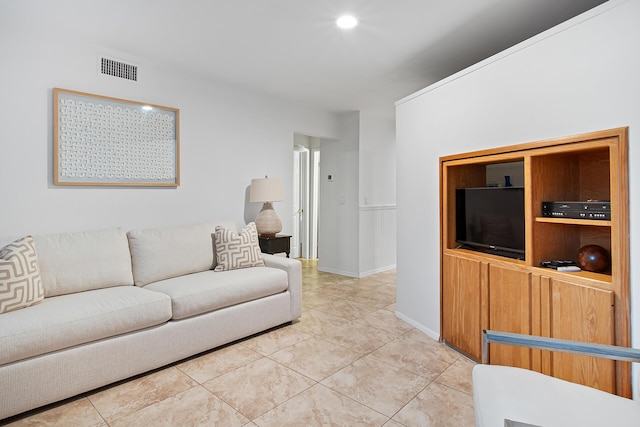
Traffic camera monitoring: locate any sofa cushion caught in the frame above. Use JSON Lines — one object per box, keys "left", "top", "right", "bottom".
{"left": 128, "top": 221, "right": 235, "bottom": 286}
{"left": 0, "top": 236, "right": 44, "bottom": 314}
{"left": 143, "top": 267, "right": 288, "bottom": 320}
{"left": 0, "top": 286, "right": 172, "bottom": 366}
{"left": 214, "top": 222, "right": 264, "bottom": 271}
{"left": 34, "top": 228, "right": 134, "bottom": 297}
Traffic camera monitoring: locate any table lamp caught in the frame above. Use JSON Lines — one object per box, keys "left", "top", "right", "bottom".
{"left": 249, "top": 176, "right": 284, "bottom": 237}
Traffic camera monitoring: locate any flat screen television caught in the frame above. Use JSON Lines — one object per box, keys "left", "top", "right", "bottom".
{"left": 455, "top": 187, "right": 525, "bottom": 259}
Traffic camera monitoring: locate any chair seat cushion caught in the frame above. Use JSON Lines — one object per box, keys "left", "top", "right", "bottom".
{"left": 0, "top": 286, "right": 172, "bottom": 365}
{"left": 143, "top": 267, "right": 288, "bottom": 320}
{"left": 472, "top": 364, "right": 640, "bottom": 426}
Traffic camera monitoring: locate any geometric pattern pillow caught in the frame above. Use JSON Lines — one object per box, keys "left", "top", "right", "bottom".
{"left": 214, "top": 222, "right": 265, "bottom": 272}
{"left": 0, "top": 236, "right": 44, "bottom": 314}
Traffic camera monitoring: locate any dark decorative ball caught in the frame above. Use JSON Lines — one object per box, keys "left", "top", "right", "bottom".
{"left": 577, "top": 245, "right": 610, "bottom": 273}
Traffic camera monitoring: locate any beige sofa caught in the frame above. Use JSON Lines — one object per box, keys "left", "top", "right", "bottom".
{"left": 0, "top": 221, "right": 302, "bottom": 420}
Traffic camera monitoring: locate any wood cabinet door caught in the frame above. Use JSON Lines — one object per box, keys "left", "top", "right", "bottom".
{"left": 488, "top": 264, "right": 535, "bottom": 369}
{"left": 442, "top": 254, "right": 483, "bottom": 360}
{"left": 544, "top": 278, "right": 615, "bottom": 393}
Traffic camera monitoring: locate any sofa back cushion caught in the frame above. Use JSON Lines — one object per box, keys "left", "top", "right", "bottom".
{"left": 34, "top": 228, "right": 134, "bottom": 297}
{"left": 127, "top": 221, "right": 235, "bottom": 286}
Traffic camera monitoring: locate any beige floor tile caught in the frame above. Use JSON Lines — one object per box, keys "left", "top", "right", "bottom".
{"left": 203, "top": 357, "right": 315, "bottom": 419}
{"left": 392, "top": 382, "right": 475, "bottom": 427}
{"left": 316, "top": 319, "right": 398, "bottom": 354}
{"left": 88, "top": 367, "right": 196, "bottom": 423}
{"left": 435, "top": 357, "right": 475, "bottom": 395}
{"left": 253, "top": 384, "right": 389, "bottom": 427}
{"left": 312, "top": 298, "right": 379, "bottom": 320}
{"left": 370, "top": 334, "right": 455, "bottom": 381}
{"left": 315, "top": 284, "right": 362, "bottom": 300}
{"left": 403, "top": 329, "right": 461, "bottom": 364}
{"left": 241, "top": 325, "right": 312, "bottom": 355}
{"left": 292, "top": 309, "right": 349, "bottom": 335}
{"left": 109, "top": 386, "right": 248, "bottom": 427}
{"left": 363, "top": 282, "right": 396, "bottom": 297}
{"left": 319, "top": 276, "right": 359, "bottom": 287}
{"left": 321, "top": 355, "right": 431, "bottom": 417}
{"left": 382, "top": 302, "right": 397, "bottom": 312}
{"left": 302, "top": 278, "right": 321, "bottom": 290}
{"left": 176, "top": 343, "right": 263, "bottom": 384}
{"left": 342, "top": 289, "right": 395, "bottom": 308}
{"left": 365, "top": 276, "right": 396, "bottom": 286}
{"left": 382, "top": 420, "right": 406, "bottom": 427}
{"left": 5, "top": 398, "right": 105, "bottom": 427}
{"left": 354, "top": 309, "right": 415, "bottom": 335}
{"left": 269, "top": 336, "right": 361, "bottom": 381}
{"left": 301, "top": 289, "right": 343, "bottom": 308}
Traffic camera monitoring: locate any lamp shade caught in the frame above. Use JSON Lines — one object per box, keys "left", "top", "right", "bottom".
{"left": 250, "top": 176, "right": 284, "bottom": 203}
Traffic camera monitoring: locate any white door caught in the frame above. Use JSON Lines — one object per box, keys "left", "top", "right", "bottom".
{"left": 293, "top": 140, "right": 320, "bottom": 259}
{"left": 299, "top": 147, "right": 310, "bottom": 258}
{"left": 310, "top": 149, "right": 320, "bottom": 258}
{"left": 291, "top": 149, "right": 301, "bottom": 259}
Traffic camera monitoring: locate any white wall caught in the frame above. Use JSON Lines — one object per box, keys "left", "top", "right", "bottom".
{"left": 359, "top": 205, "right": 397, "bottom": 276}
{"left": 0, "top": 5, "right": 397, "bottom": 280}
{"left": 359, "top": 110, "right": 396, "bottom": 206}
{"left": 318, "top": 112, "right": 360, "bottom": 276}
{"left": 359, "top": 110, "right": 397, "bottom": 275}
{"left": 317, "top": 110, "right": 398, "bottom": 277}
{"left": 0, "top": 16, "right": 339, "bottom": 238}
{"left": 396, "top": 0, "right": 640, "bottom": 386}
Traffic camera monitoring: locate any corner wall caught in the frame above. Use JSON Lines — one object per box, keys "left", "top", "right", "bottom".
{"left": 318, "top": 112, "right": 360, "bottom": 276}
{"left": 359, "top": 111, "right": 397, "bottom": 276}
{"left": 395, "top": 0, "right": 640, "bottom": 396}
{"left": 317, "top": 110, "right": 397, "bottom": 277}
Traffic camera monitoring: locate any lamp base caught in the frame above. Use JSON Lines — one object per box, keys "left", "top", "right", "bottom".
{"left": 255, "top": 202, "right": 282, "bottom": 237}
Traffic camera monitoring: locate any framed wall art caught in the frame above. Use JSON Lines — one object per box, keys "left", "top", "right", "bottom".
{"left": 53, "top": 88, "right": 180, "bottom": 186}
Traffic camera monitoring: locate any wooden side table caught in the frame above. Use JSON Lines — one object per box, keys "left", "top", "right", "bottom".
{"left": 258, "top": 235, "right": 291, "bottom": 258}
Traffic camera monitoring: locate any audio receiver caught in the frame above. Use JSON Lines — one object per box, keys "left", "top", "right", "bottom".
{"left": 542, "top": 201, "right": 610, "bottom": 220}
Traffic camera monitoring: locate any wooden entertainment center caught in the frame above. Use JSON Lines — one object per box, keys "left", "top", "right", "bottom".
{"left": 440, "top": 127, "right": 630, "bottom": 397}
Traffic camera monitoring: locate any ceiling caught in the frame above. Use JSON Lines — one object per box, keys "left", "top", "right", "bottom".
{"left": 7, "top": 0, "right": 607, "bottom": 118}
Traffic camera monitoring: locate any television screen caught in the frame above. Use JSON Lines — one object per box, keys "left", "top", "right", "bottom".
{"left": 455, "top": 187, "right": 525, "bottom": 259}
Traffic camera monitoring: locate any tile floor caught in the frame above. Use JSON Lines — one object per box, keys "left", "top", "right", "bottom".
{"left": 4, "top": 259, "right": 476, "bottom": 426}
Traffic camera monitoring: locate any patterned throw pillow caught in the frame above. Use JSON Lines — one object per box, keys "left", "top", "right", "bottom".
{"left": 0, "top": 236, "right": 44, "bottom": 314}
{"left": 214, "top": 222, "right": 265, "bottom": 271}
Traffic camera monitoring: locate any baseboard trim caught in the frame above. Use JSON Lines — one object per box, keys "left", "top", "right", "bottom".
{"left": 317, "top": 266, "right": 359, "bottom": 278}
{"left": 358, "top": 264, "right": 397, "bottom": 278}
{"left": 317, "top": 264, "right": 397, "bottom": 278}
{"left": 395, "top": 311, "right": 440, "bottom": 341}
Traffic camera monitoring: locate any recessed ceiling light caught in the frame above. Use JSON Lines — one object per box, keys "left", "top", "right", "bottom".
{"left": 336, "top": 15, "right": 358, "bottom": 29}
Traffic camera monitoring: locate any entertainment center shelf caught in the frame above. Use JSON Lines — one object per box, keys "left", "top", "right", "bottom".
{"left": 440, "top": 127, "right": 630, "bottom": 397}
{"left": 444, "top": 247, "right": 613, "bottom": 284}
{"left": 535, "top": 217, "right": 612, "bottom": 227}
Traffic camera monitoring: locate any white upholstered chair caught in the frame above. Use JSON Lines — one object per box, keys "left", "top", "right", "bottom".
{"left": 472, "top": 330, "right": 640, "bottom": 427}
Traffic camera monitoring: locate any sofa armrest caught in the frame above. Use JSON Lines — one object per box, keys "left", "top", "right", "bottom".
{"left": 262, "top": 254, "right": 302, "bottom": 320}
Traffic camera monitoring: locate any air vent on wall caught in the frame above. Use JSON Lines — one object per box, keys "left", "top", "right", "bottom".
{"left": 100, "top": 57, "right": 138, "bottom": 81}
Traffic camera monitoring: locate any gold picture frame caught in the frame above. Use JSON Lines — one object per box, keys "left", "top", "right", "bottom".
{"left": 53, "top": 88, "right": 180, "bottom": 186}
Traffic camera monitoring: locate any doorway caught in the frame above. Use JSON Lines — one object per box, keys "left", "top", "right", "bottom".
{"left": 292, "top": 135, "right": 321, "bottom": 259}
